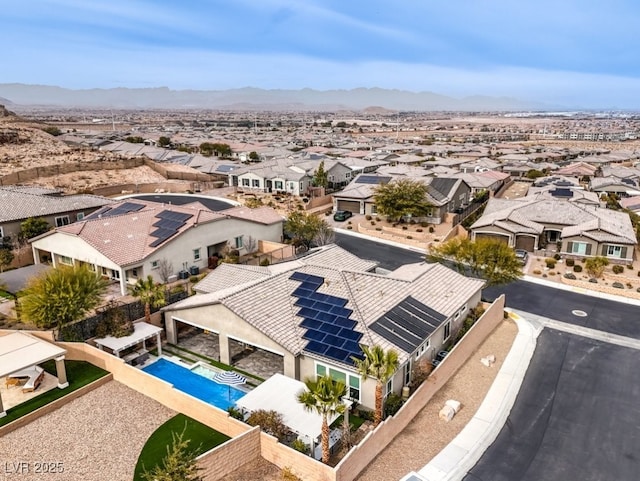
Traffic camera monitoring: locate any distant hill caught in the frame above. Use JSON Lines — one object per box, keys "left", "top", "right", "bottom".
{"left": 0, "top": 96, "right": 13, "bottom": 106}
{"left": 0, "top": 83, "right": 550, "bottom": 111}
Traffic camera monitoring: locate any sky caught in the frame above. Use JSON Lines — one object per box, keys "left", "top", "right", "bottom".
{"left": 3, "top": 0, "right": 640, "bottom": 108}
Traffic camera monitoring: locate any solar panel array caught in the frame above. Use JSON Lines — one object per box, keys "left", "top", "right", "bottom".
{"left": 289, "top": 271, "right": 364, "bottom": 364}
{"left": 217, "top": 165, "right": 236, "bottom": 173}
{"left": 550, "top": 188, "right": 574, "bottom": 198}
{"left": 85, "top": 201, "right": 144, "bottom": 220}
{"left": 355, "top": 175, "right": 392, "bottom": 185}
{"left": 149, "top": 210, "right": 193, "bottom": 247}
{"left": 369, "top": 296, "right": 446, "bottom": 352}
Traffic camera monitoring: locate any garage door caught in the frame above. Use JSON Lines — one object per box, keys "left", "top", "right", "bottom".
{"left": 515, "top": 235, "right": 535, "bottom": 251}
{"left": 337, "top": 200, "right": 360, "bottom": 213}
{"left": 475, "top": 233, "right": 509, "bottom": 244}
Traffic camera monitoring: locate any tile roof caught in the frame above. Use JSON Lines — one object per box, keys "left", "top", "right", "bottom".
{"left": 168, "top": 247, "right": 483, "bottom": 367}
{"left": 222, "top": 206, "right": 284, "bottom": 225}
{"left": 0, "top": 187, "right": 114, "bottom": 223}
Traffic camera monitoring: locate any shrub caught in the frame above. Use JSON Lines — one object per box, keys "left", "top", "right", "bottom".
{"left": 420, "top": 222, "right": 428, "bottom": 227}
{"left": 627, "top": 264, "right": 634, "bottom": 270}
{"left": 428, "top": 226, "right": 435, "bottom": 233}
{"left": 627, "top": 282, "right": 633, "bottom": 289}
{"left": 259, "top": 258, "right": 270, "bottom": 266}
{"left": 566, "top": 259, "right": 575, "bottom": 267}
{"left": 375, "top": 227, "right": 382, "bottom": 231}
{"left": 371, "top": 221, "right": 376, "bottom": 226}
{"left": 573, "top": 265, "right": 583, "bottom": 273}
{"left": 585, "top": 256, "right": 609, "bottom": 278}
{"left": 347, "top": 220, "right": 352, "bottom": 225}
{"left": 247, "top": 410, "right": 287, "bottom": 441}
{"left": 407, "top": 236, "right": 413, "bottom": 240}
{"left": 549, "top": 271, "right": 556, "bottom": 276}
{"left": 384, "top": 393, "right": 405, "bottom": 418}
{"left": 553, "top": 253, "right": 561, "bottom": 260}
{"left": 589, "top": 278, "right": 598, "bottom": 283}
{"left": 365, "top": 215, "right": 372, "bottom": 220}
{"left": 612, "top": 282, "right": 624, "bottom": 289}
{"left": 347, "top": 226, "right": 353, "bottom": 230}
{"left": 189, "top": 275, "right": 199, "bottom": 283}
{"left": 227, "top": 406, "right": 244, "bottom": 420}
{"left": 564, "top": 273, "right": 577, "bottom": 280}
{"left": 402, "top": 226, "right": 408, "bottom": 230}
{"left": 281, "top": 467, "right": 302, "bottom": 481}
{"left": 545, "top": 258, "right": 556, "bottom": 269}
{"left": 409, "top": 358, "right": 434, "bottom": 390}
{"left": 325, "top": 211, "right": 331, "bottom": 216}
{"left": 290, "top": 439, "right": 309, "bottom": 454}
{"left": 612, "top": 265, "right": 624, "bottom": 274}
{"left": 533, "top": 269, "right": 542, "bottom": 275}
{"left": 376, "top": 217, "right": 381, "bottom": 222}
{"left": 416, "top": 228, "right": 423, "bottom": 232}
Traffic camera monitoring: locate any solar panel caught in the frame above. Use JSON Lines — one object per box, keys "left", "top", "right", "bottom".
{"left": 217, "top": 165, "right": 236, "bottom": 173}
{"left": 118, "top": 202, "right": 144, "bottom": 212}
{"left": 370, "top": 296, "right": 447, "bottom": 352}
{"left": 550, "top": 188, "right": 574, "bottom": 198}
{"left": 153, "top": 218, "right": 184, "bottom": 230}
{"left": 156, "top": 210, "right": 193, "bottom": 222}
{"left": 289, "top": 271, "right": 363, "bottom": 365}
{"left": 355, "top": 175, "right": 392, "bottom": 185}
{"left": 150, "top": 228, "right": 176, "bottom": 239}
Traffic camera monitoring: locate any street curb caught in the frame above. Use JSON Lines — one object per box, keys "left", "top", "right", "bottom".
{"left": 334, "top": 227, "right": 427, "bottom": 254}
{"left": 402, "top": 313, "right": 539, "bottom": 481}
{"left": 523, "top": 275, "right": 640, "bottom": 306}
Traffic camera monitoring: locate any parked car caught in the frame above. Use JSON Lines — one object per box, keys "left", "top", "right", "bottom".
{"left": 515, "top": 249, "right": 529, "bottom": 265}
{"left": 333, "top": 210, "right": 353, "bottom": 222}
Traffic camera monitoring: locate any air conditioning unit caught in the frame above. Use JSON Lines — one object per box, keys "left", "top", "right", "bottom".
{"left": 189, "top": 265, "right": 200, "bottom": 276}
{"left": 177, "top": 270, "right": 189, "bottom": 280}
{"left": 167, "top": 274, "right": 178, "bottom": 283}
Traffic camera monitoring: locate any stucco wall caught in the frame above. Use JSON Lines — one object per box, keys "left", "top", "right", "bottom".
{"left": 197, "top": 426, "right": 262, "bottom": 480}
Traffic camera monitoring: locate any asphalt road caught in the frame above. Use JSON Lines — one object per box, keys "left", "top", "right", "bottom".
{"left": 126, "top": 193, "right": 234, "bottom": 211}
{"left": 484, "top": 280, "right": 640, "bottom": 339}
{"left": 465, "top": 328, "right": 640, "bottom": 481}
{"left": 334, "top": 232, "right": 425, "bottom": 271}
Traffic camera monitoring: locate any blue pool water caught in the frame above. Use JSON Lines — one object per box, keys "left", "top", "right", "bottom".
{"left": 142, "top": 358, "right": 245, "bottom": 410}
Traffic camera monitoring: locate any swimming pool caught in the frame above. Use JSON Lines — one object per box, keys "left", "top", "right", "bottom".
{"left": 142, "top": 359, "right": 246, "bottom": 410}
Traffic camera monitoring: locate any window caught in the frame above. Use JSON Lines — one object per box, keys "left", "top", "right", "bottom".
{"left": 454, "top": 305, "right": 466, "bottom": 320}
{"left": 274, "top": 180, "right": 283, "bottom": 190}
{"left": 571, "top": 242, "right": 588, "bottom": 255}
{"left": 151, "top": 260, "right": 159, "bottom": 270}
{"left": 443, "top": 321, "right": 451, "bottom": 342}
{"left": 607, "top": 245, "right": 623, "bottom": 258}
{"left": 385, "top": 378, "right": 393, "bottom": 398}
{"left": 76, "top": 212, "right": 85, "bottom": 221}
{"left": 371, "top": 205, "right": 377, "bottom": 215}
{"left": 193, "top": 248, "right": 201, "bottom": 261}
{"left": 345, "top": 171, "right": 352, "bottom": 179}
{"left": 88, "top": 264, "right": 96, "bottom": 272}
{"left": 131, "top": 268, "right": 138, "bottom": 278}
{"left": 235, "top": 236, "right": 243, "bottom": 248}
{"left": 315, "top": 363, "right": 360, "bottom": 401}
{"left": 252, "top": 179, "right": 260, "bottom": 188}
{"left": 416, "top": 339, "right": 430, "bottom": 360}
{"left": 241, "top": 178, "right": 250, "bottom": 187}
{"left": 59, "top": 255, "right": 73, "bottom": 265}
{"left": 55, "top": 216, "right": 70, "bottom": 227}
{"left": 404, "top": 361, "right": 411, "bottom": 386}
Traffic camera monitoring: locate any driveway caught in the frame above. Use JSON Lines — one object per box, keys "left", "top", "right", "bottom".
{"left": 464, "top": 328, "right": 640, "bottom": 481}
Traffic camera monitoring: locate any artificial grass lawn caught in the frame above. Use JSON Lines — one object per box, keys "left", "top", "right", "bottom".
{"left": 134, "top": 413, "right": 230, "bottom": 481}
{"left": 0, "top": 360, "right": 109, "bottom": 427}
{"left": 332, "top": 413, "right": 366, "bottom": 431}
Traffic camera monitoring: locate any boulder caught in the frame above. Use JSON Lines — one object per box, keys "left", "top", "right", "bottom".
{"left": 439, "top": 405, "right": 455, "bottom": 422}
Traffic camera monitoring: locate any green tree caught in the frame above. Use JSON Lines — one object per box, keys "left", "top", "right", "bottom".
{"left": 199, "top": 142, "right": 232, "bottom": 158}
{"left": 525, "top": 169, "right": 545, "bottom": 179}
{"left": 249, "top": 151, "right": 259, "bottom": 161}
{"left": 428, "top": 237, "right": 522, "bottom": 286}
{"left": 20, "top": 265, "right": 109, "bottom": 332}
{"left": 141, "top": 428, "right": 203, "bottom": 481}
{"left": 129, "top": 275, "right": 166, "bottom": 323}
{"left": 312, "top": 161, "right": 329, "bottom": 188}
{"left": 584, "top": 256, "right": 609, "bottom": 278}
{"left": 158, "top": 136, "right": 171, "bottom": 147}
{"left": 125, "top": 136, "right": 144, "bottom": 143}
{"left": 297, "top": 375, "right": 347, "bottom": 464}
{"left": 284, "top": 211, "right": 327, "bottom": 248}
{"left": 351, "top": 345, "right": 399, "bottom": 426}
{"left": 20, "top": 217, "right": 51, "bottom": 240}
{"left": 373, "top": 179, "right": 432, "bottom": 221}
{"left": 0, "top": 248, "right": 14, "bottom": 273}
{"left": 42, "top": 126, "right": 61, "bottom": 136}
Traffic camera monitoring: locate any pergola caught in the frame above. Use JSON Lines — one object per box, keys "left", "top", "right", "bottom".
{"left": 0, "top": 331, "right": 68, "bottom": 418}
{"left": 94, "top": 322, "right": 163, "bottom": 361}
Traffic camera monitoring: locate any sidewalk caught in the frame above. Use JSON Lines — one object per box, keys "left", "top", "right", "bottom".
{"left": 401, "top": 312, "right": 540, "bottom": 481}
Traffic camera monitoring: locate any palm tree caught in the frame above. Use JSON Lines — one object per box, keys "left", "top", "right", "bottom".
{"left": 129, "top": 275, "right": 166, "bottom": 323}
{"left": 297, "top": 375, "right": 347, "bottom": 464}
{"left": 352, "top": 345, "right": 400, "bottom": 426}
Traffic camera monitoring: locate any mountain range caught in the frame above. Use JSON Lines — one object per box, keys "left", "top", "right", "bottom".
{"left": 0, "top": 83, "right": 552, "bottom": 111}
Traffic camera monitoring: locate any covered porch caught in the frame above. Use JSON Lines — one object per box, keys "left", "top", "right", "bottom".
{"left": 94, "top": 321, "right": 163, "bottom": 366}
{"left": 0, "top": 332, "right": 69, "bottom": 417}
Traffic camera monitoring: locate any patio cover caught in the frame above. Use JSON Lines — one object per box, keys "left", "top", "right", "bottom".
{"left": 0, "top": 331, "right": 66, "bottom": 378}
{"left": 94, "top": 322, "right": 163, "bottom": 356}
{"left": 0, "top": 264, "right": 51, "bottom": 295}
{"left": 236, "top": 373, "right": 340, "bottom": 442}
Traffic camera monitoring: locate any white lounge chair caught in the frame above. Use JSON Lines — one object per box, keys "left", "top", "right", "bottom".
{"left": 7, "top": 366, "right": 45, "bottom": 393}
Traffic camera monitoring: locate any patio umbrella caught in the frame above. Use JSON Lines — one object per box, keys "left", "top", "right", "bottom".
{"left": 212, "top": 371, "right": 247, "bottom": 400}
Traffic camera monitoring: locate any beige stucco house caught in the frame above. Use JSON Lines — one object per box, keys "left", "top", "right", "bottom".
{"left": 30, "top": 199, "right": 285, "bottom": 295}
{"left": 162, "top": 244, "right": 485, "bottom": 411}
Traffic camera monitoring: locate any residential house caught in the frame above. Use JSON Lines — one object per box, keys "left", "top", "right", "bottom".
{"left": 470, "top": 197, "right": 636, "bottom": 263}
{"left": 162, "top": 244, "right": 485, "bottom": 410}
{"left": 332, "top": 173, "right": 471, "bottom": 223}
{"left": 0, "top": 185, "right": 114, "bottom": 241}
{"left": 30, "top": 199, "right": 285, "bottom": 295}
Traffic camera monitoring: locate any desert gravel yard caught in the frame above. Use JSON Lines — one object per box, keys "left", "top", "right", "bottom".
{"left": 356, "top": 319, "right": 518, "bottom": 481}
{"left": 0, "top": 381, "right": 175, "bottom": 481}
